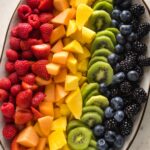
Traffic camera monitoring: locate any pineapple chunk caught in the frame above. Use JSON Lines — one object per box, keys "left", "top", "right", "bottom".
{"left": 66, "top": 20, "right": 77, "bottom": 37}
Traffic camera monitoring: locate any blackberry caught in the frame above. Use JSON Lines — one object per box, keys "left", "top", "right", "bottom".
{"left": 137, "top": 23, "right": 150, "bottom": 39}
{"left": 134, "top": 65, "right": 144, "bottom": 77}
{"left": 130, "top": 4, "right": 145, "bottom": 18}
{"left": 138, "top": 55, "right": 150, "bottom": 67}
{"left": 120, "top": 81, "right": 132, "bottom": 95}
{"left": 131, "top": 18, "right": 139, "bottom": 31}
{"left": 126, "top": 51, "right": 138, "bottom": 59}
{"left": 110, "top": 87, "right": 120, "bottom": 97}
{"left": 124, "top": 103, "right": 141, "bottom": 118}
{"left": 120, "top": 118, "right": 133, "bottom": 136}
{"left": 133, "top": 87, "right": 148, "bottom": 104}
{"left": 123, "top": 97, "right": 135, "bottom": 106}
{"left": 104, "top": 118, "right": 118, "bottom": 131}
{"left": 132, "top": 41, "right": 147, "bottom": 55}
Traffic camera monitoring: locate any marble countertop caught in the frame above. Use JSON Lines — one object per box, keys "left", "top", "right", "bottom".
{"left": 0, "top": 0, "right": 150, "bottom": 150}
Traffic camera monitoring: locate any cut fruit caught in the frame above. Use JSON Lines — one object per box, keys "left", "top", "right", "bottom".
{"left": 46, "top": 63, "right": 60, "bottom": 76}
{"left": 78, "top": 59, "right": 89, "bottom": 73}
{"left": 63, "top": 37, "right": 73, "bottom": 46}
{"left": 51, "top": 40, "right": 64, "bottom": 53}
{"left": 45, "top": 83, "right": 55, "bottom": 102}
{"left": 36, "top": 138, "right": 47, "bottom": 150}
{"left": 92, "top": 48, "right": 112, "bottom": 58}
{"left": 35, "top": 76, "right": 52, "bottom": 86}
{"left": 34, "top": 123, "right": 45, "bottom": 137}
{"left": 66, "top": 20, "right": 77, "bottom": 37}
{"left": 53, "top": 0, "right": 69, "bottom": 11}
{"left": 77, "top": 47, "right": 91, "bottom": 61}
{"left": 54, "top": 68, "right": 67, "bottom": 83}
{"left": 60, "top": 104, "right": 71, "bottom": 117}
{"left": 70, "top": 0, "right": 89, "bottom": 7}
{"left": 89, "top": 140, "right": 97, "bottom": 148}
{"left": 106, "top": 27, "right": 120, "bottom": 36}
{"left": 54, "top": 107, "right": 62, "bottom": 119}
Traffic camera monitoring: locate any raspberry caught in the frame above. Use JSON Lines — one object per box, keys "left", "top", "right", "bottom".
{"left": 6, "top": 49, "right": 19, "bottom": 62}
{"left": 26, "top": 0, "right": 40, "bottom": 8}
{"left": 17, "top": 23, "right": 32, "bottom": 39}
{"left": 5, "top": 61, "right": 15, "bottom": 73}
{"left": 28, "top": 14, "right": 40, "bottom": 29}
{"left": 11, "top": 84, "right": 22, "bottom": 96}
{"left": 0, "top": 89, "right": 8, "bottom": 102}
{"left": 18, "top": 4, "right": 32, "bottom": 20}
{"left": 15, "top": 60, "right": 30, "bottom": 76}
{"left": 40, "top": 23, "right": 53, "bottom": 42}
{"left": 32, "top": 92, "right": 45, "bottom": 107}
{"left": 9, "top": 37, "right": 21, "bottom": 51}
{"left": 2, "top": 124, "right": 17, "bottom": 140}
{"left": 33, "top": 8, "right": 40, "bottom": 14}
{"left": 11, "top": 26, "right": 18, "bottom": 37}
{"left": 0, "top": 77, "right": 11, "bottom": 90}
{"left": 8, "top": 72, "right": 19, "bottom": 85}
{"left": 30, "top": 29, "right": 41, "bottom": 39}
{"left": 9, "top": 96, "right": 16, "bottom": 105}
{"left": 23, "top": 73, "right": 35, "bottom": 85}
{"left": 1, "top": 102, "right": 15, "bottom": 118}
{"left": 39, "top": 13, "right": 53, "bottom": 23}
{"left": 3, "top": 116, "right": 14, "bottom": 123}
{"left": 22, "top": 50, "right": 34, "bottom": 60}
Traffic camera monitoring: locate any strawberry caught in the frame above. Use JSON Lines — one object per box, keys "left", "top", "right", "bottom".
{"left": 31, "top": 44, "right": 51, "bottom": 59}
{"left": 38, "top": 0, "right": 53, "bottom": 11}
{"left": 39, "top": 13, "right": 53, "bottom": 23}
{"left": 28, "top": 14, "right": 40, "bottom": 29}
{"left": 10, "top": 37, "right": 21, "bottom": 51}
{"left": 6, "top": 49, "right": 19, "bottom": 62}
{"left": 0, "top": 89, "right": 8, "bottom": 102}
{"left": 22, "top": 50, "right": 34, "bottom": 60}
{"left": 16, "top": 89, "right": 32, "bottom": 108}
{"left": 40, "top": 23, "right": 53, "bottom": 42}
{"left": 32, "top": 60, "right": 50, "bottom": 80}
{"left": 21, "top": 82, "right": 38, "bottom": 91}
{"left": 22, "top": 73, "right": 35, "bottom": 85}
{"left": 26, "top": 0, "right": 40, "bottom": 9}
{"left": 8, "top": 72, "right": 19, "bottom": 85}
{"left": 9, "top": 96, "right": 16, "bottom": 105}
{"left": 10, "top": 84, "right": 22, "bottom": 96}
{"left": 5, "top": 61, "right": 15, "bottom": 73}
{"left": 31, "top": 106, "right": 43, "bottom": 120}
{"left": 0, "top": 77, "right": 11, "bottom": 90}
{"left": 32, "top": 92, "right": 45, "bottom": 107}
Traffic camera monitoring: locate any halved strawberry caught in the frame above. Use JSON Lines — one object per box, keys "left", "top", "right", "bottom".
{"left": 31, "top": 106, "right": 43, "bottom": 120}
{"left": 31, "top": 44, "right": 51, "bottom": 59}
{"left": 38, "top": 0, "right": 53, "bottom": 11}
{"left": 21, "top": 82, "right": 38, "bottom": 91}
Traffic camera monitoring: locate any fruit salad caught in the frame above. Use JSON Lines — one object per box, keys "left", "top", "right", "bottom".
{"left": 0, "top": 0, "right": 150, "bottom": 149}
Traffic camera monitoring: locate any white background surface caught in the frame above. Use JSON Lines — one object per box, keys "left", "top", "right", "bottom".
{"left": 0, "top": 0, "right": 150, "bottom": 150}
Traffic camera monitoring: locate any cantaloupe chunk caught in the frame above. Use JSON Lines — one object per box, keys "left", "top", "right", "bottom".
{"left": 51, "top": 8, "right": 76, "bottom": 25}
{"left": 78, "top": 59, "right": 89, "bottom": 73}
{"left": 48, "top": 131, "right": 67, "bottom": 150}
{"left": 66, "top": 88, "right": 82, "bottom": 119}
{"left": 51, "top": 117, "right": 67, "bottom": 131}
{"left": 54, "top": 68, "right": 67, "bottom": 83}
{"left": 38, "top": 116, "right": 53, "bottom": 137}
{"left": 45, "top": 83, "right": 55, "bottom": 102}
{"left": 70, "top": 0, "right": 89, "bottom": 7}
{"left": 35, "top": 76, "right": 52, "bottom": 86}
{"left": 50, "top": 25, "right": 66, "bottom": 44}
{"left": 46, "top": 63, "right": 61, "bottom": 76}
{"left": 36, "top": 138, "right": 47, "bottom": 150}
{"left": 55, "top": 84, "right": 68, "bottom": 102}
{"left": 66, "top": 20, "right": 77, "bottom": 37}
{"left": 54, "top": 0, "right": 69, "bottom": 11}
{"left": 52, "top": 51, "right": 69, "bottom": 65}
{"left": 76, "top": 4, "right": 93, "bottom": 29}
{"left": 51, "top": 40, "right": 63, "bottom": 53}
{"left": 54, "top": 107, "right": 62, "bottom": 119}
{"left": 17, "top": 126, "right": 39, "bottom": 148}
{"left": 63, "top": 40, "right": 84, "bottom": 54}
{"left": 65, "top": 75, "right": 79, "bottom": 91}
{"left": 39, "top": 101, "right": 54, "bottom": 117}
{"left": 60, "top": 104, "right": 71, "bottom": 117}
{"left": 34, "top": 123, "right": 45, "bottom": 137}
{"left": 63, "top": 37, "right": 72, "bottom": 46}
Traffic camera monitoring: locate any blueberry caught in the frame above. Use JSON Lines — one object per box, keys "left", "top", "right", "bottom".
{"left": 112, "top": 19, "right": 119, "bottom": 27}
{"left": 93, "top": 125, "right": 105, "bottom": 137}
{"left": 112, "top": 9, "right": 121, "bottom": 20}
{"left": 111, "top": 97, "right": 124, "bottom": 110}
{"left": 114, "top": 135, "right": 124, "bottom": 148}
{"left": 112, "top": 72, "right": 126, "bottom": 84}
{"left": 120, "top": 25, "right": 132, "bottom": 35}
{"left": 115, "top": 44, "right": 124, "bottom": 54}
{"left": 104, "top": 131, "right": 116, "bottom": 143}
{"left": 115, "top": 63, "right": 121, "bottom": 72}
{"left": 97, "top": 139, "right": 108, "bottom": 150}
{"left": 108, "top": 53, "right": 119, "bottom": 65}
{"left": 114, "top": 110, "right": 124, "bottom": 122}
{"left": 127, "top": 71, "right": 139, "bottom": 81}
{"left": 125, "top": 42, "right": 132, "bottom": 51}
{"left": 120, "top": 10, "right": 132, "bottom": 23}
{"left": 105, "top": 107, "right": 114, "bottom": 118}
{"left": 116, "top": 33, "right": 126, "bottom": 44}
{"left": 100, "top": 83, "right": 108, "bottom": 93}
{"left": 128, "top": 32, "right": 137, "bottom": 42}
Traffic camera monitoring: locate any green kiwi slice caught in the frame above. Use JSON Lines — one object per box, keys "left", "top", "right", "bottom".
{"left": 91, "top": 36, "right": 114, "bottom": 54}
{"left": 96, "top": 30, "right": 116, "bottom": 45}
{"left": 92, "top": 48, "right": 112, "bottom": 58}
{"left": 67, "top": 120, "right": 85, "bottom": 133}
{"left": 68, "top": 127, "right": 92, "bottom": 150}
{"left": 81, "top": 83, "right": 99, "bottom": 101}
{"left": 93, "top": 1, "right": 113, "bottom": 13}
{"left": 89, "top": 56, "right": 108, "bottom": 67}
{"left": 88, "top": 10, "right": 111, "bottom": 31}
{"left": 93, "top": 0, "right": 113, "bottom": 6}
{"left": 106, "top": 28, "right": 120, "bottom": 36}
{"left": 85, "top": 95, "right": 109, "bottom": 109}
{"left": 89, "top": 140, "right": 97, "bottom": 148}
{"left": 81, "top": 112, "right": 102, "bottom": 128}
{"left": 87, "top": 61, "right": 113, "bottom": 85}
{"left": 82, "top": 105, "right": 104, "bottom": 117}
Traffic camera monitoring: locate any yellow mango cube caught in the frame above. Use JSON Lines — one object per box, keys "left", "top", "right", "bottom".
{"left": 70, "top": 0, "right": 89, "bottom": 7}
{"left": 73, "top": 72, "right": 82, "bottom": 80}
{"left": 78, "top": 59, "right": 89, "bottom": 73}
{"left": 60, "top": 104, "right": 71, "bottom": 117}
{"left": 63, "top": 37, "right": 73, "bottom": 46}
{"left": 79, "top": 76, "right": 87, "bottom": 86}
{"left": 46, "top": 63, "right": 61, "bottom": 76}
{"left": 54, "top": 107, "right": 62, "bottom": 119}
{"left": 62, "top": 144, "right": 71, "bottom": 150}
{"left": 66, "top": 20, "right": 77, "bottom": 37}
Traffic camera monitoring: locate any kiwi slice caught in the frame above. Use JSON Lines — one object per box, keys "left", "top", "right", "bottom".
{"left": 91, "top": 36, "right": 114, "bottom": 54}
{"left": 81, "top": 112, "right": 102, "bottom": 128}
{"left": 92, "top": 48, "right": 112, "bottom": 58}
{"left": 85, "top": 95, "right": 109, "bottom": 109}
{"left": 96, "top": 30, "right": 116, "bottom": 45}
{"left": 81, "top": 83, "right": 99, "bottom": 101}
{"left": 87, "top": 61, "right": 113, "bottom": 85}
{"left": 82, "top": 105, "right": 104, "bottom": 117}
{"left": 89, "top": 56, "right": 108, "bottom": 68}
{"left": 88, "top": 10, "right": 111, "bottom": 31}
{"left": 93, "top": 0, "right": 113, "bottom": 6}
{"left": 67, "top": 120, "right": 85, "bottom": 133}
{"left": 106, "top": 28, "right": 120, "bottom": 36}
{"left": 68, "top": 127, "right": 92, "bottom": 150}
{"left": 89, "top": 140, "right": 97, "bottom": 148}
{"left": 93, "top": 1, "right": 113, "bottom": 13}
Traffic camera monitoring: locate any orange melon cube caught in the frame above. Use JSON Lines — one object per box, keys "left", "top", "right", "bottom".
{"left": 48, "top": 53, "right": 53, "bottom": 62}
{"left": 17, "top": 126, "right": 39, "bottom": 147}
{"left": 54, "top": 0, "right": 69, "bottom": 11}
{"left": 34, "top": 123, "right": 45, "bottom": 137}
{"left": 54, "top": 68, "right": 67, "bottom": 83}
{"left": 55, "top": 98, "right": 65, "bottom": 107}
{"left": 46, "top": 63, "right": 61, "bottom": 76}
{"left": 35, "top": 76, "right": 52, "bottom": 86}
{"left": 52, "top": 51, "right": 69, "bottom": 65}
{"left": 50, "top": 25, "right": 66, "bottom": 44}
{"left": 45, "top": 83, "right": 55, "bottom": 102}
{"left": 36, "top": 138, "right": 47, "bottom": 150}
{"left": 51, "top": 40, "right": 63, "bottom": 53}
{"left": 51, "top": 8, "right": 76, "bottom": 25}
